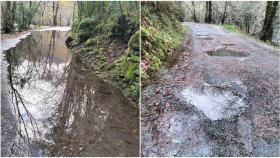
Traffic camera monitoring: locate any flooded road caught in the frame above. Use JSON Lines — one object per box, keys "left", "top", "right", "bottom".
{"left": 141, "top": 23, "right": 280, "bottom": 156}
{"left": 1, "top": 29, "right": 139, "bottom": 157}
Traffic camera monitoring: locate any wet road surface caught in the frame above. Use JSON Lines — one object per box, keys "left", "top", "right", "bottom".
{"left": 1, "top": 28, "right": 139, "bottom": 157}
{"left": 141, "top": 22, "right": 280, "bottom": 156}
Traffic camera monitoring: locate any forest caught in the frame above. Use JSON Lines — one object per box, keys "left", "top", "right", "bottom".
{"left": 184, "top": 1, "right": 279, "bottom": 43}
{"left": 1, "top": 1, "right": 75, "bottom": 32}
{"left": 1, "top": 0, "right": 280, "bottom": 157}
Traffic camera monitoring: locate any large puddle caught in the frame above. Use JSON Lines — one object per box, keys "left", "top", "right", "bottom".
{"left": 206, "top": 48, "right": 248, "bottom": 57}
{"left": 181, "top": 84, "right": 246, "bottom": 120}
{"left": 1, "top": 30, "right": 139, "bottom": 156}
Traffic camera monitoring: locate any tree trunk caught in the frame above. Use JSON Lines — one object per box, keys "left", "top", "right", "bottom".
{"left": 3, "top": 1, "right": 13, "bottom": 33}
{"left": 191, "top": 2, "right": 198, "bottom": 22}
{"left": 68, "top": 15, "right": 71, "bottom": 26}
{"left": 40, "top": 2, "right": 45, "bottom": 26}
{"left": 221, "top": 2, "right": 227, "bottom": 24}
{"left": 205, "top": 1, "right": 212, "bottom": 23}
{"left": 209, "top": 2, "right": 212, "bottom": 23}
{"left": 53, "top": 2, "right": 55, "bottom": 25}
{"left": 22, "top": 2, "right": 25, "bottom": 29}
{"left": 135, "top": 1, "right": 138, "bottom": 9}
{"left": 11, "top": 1, "right": 16, "bottom": 26}
{"left": 205, "top": 1, "right": 209, "bottom": 22}
{"left": 72, "top": 2, "right": 76, "bottom": 21}
{"left": 102, "top": 1, "right": 106, "bottom": 17}
{"left": 119, "top": 1, "right": 123, "bottom": 15}
{"left": 53, "top": 2, "right": 59, "bottom": 26}
{"left": 260, "top": 1, "right": 279, "bottom": 42}
{"left": 28, "top": 1, "right": 32, "bottom": 26}
{"left": 59, "top": 11, "right": 62, "bottom": 26}
{"left": 77, "top": 1, "right": 83, "bottom": 19}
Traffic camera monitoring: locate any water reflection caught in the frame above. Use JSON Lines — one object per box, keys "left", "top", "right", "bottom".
{"left": 5, "top": 30, "right": 70, "bottom": 143}
{"left": 48, "top": 56, "right": 139, "bottom": 156}
{"left": 2, "top": 30, "right": 139, "bottom": 156}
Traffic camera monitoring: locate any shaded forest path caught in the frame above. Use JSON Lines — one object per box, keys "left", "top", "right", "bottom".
{"left": 141, "top": 22, "right": 280, "bottom": 156}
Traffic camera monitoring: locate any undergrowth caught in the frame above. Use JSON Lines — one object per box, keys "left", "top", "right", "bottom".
{"left": 67, "top": 2, "right": 140, "bottom": 103}
{"left": 141, "top": 2, "right": 186, "bottom": 81}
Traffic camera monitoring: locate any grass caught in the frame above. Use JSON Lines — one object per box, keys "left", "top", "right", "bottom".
{"left": 222, "top": 24, "right": 244, "bottom": 34}
{"left": 222, "top": 24, "right": 280, "bottom": 48}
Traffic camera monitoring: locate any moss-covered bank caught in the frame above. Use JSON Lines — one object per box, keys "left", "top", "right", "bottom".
{"left": 66, "top": 2, "right": 140, "bottom": 103}
{"left": 141, "top": 2, "right": 186, "bottom": 81}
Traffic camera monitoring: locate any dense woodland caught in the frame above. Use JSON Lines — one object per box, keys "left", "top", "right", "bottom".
{"left": 1, "top": 1, "right": 74, "bottom": 33}
{"left": 184, "top": 1, "right": 279, "bottom": 43}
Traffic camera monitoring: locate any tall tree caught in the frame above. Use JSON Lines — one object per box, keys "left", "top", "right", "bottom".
{"left": 11, "top": 1, "right": 16, "bottom": 26}
{"left": 2, "top": 1, "right": 13, "bottom": 33}
{"left": 72, "top": 2, "right": 76, "bottom": 21}
{"left": 191, "top": 2, "right": 198, "bottom": 22}
{"left": 221, "top": 2, "right": 228, "bottom": 24}
{"left": 119, "top": 1, "right": 123, "bottom": 15}
{"left": 205, "top": 1, "right": 212, "bottom": 23}
{"left": 39, "top": 2, "right": 46, "bottom": 26}
{"left": 53, "top": 2, "right": 59, "bottom": 26}
{"left": 59, "top": 11, "right": 62, "bottom": 26}
{"left": 77, "top": 1, "right": 83, "bottom": 19}
{"left": 260, "top": 1, "right": 279, "bottom": 42}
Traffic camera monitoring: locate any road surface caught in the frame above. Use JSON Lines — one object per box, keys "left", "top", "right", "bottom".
{"left": 141, "top": 22, "right": 280, "bottom": 157}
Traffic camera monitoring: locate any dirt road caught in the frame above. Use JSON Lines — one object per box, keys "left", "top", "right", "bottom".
{"left": 141, "top": 22, "right": 280, "bottom": 156}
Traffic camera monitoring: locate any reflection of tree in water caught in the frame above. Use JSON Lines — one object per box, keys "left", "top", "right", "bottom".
{"left": 4, "top": 30, "right": 138, "bottom": 156}
{"left": 47, "top": 56, "right": 139, "bottom": 157}
{"left": 47, "top": 56, "right": 112, "bottom": 156}
{"left": 5, "top": 30, "right": 70, "bottom": 149}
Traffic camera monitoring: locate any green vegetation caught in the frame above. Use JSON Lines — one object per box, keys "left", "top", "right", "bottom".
{"left": 222, "top": 24, "right": 280, "bottom": 47}
{"left": 186, "top": 2, "right": 279, "bottom": 43}
{"left": 141, "top": 2, "right": 186, "bottom": 81}
{"left": 222, "top": 24, "right": 243, "bottom": 34}
{"left": 68, "top": 1, "right": 140, "bottom": 103}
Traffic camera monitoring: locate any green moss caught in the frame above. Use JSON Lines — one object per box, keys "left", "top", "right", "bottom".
{"left": 128, "top": 31, "right": 140, "bottom": 51}
{"left": 85, "top": 38, "right": 98, "bottom": 46}
{"left": 77, "top": 17, "right": 98, "bottom": 42}
{"left": 141, "top": 2, "right": 185, "bottom": 81}
{"left": 71, "top": 19, "right": 80, "bottom": 33}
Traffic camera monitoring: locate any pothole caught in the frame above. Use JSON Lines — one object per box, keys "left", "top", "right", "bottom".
{"left": 196, "top": 36, "right": 213, "bottom": 40}
{"left": 181, "top": 84, "right": 246, "bottom": 120}
{"left": 196, "top": 34, "right": 209, "bottom": 37}
{"left": 206, "top": 48, "right": 248, "bottom": 57}
{"left": 221, "top": 43, "right": 235, "bottom": 46}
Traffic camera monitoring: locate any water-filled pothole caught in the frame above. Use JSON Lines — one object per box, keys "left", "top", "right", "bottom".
{"left": 196, "top": 34, "right": 209, "bottom": 37}
{"left": 221, "top": 43, "right": 235, "bottom": 46}
{"left": 196, "top": 36, "right": 213, "bottom": 40}
{"left": 206, "top": 48, "right": 248, "bottom": 57}
{"left": 181, "top": 84, "right": 246, "bottom": 120}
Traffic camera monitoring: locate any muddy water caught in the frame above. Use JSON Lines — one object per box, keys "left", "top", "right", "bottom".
{"left": 1, "top": 30, "right": 139, "bottom": 156}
